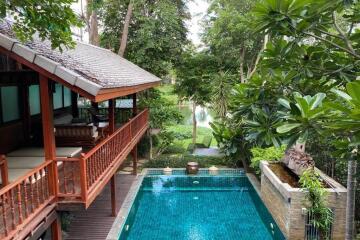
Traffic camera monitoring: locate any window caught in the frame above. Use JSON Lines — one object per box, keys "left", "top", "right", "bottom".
{"left": 29, "top": 85, "right": 41, "bottom": 115}
{"left": 64, "top": 87, "right": 71, "bottom": 107}
{"left": 1, "top": 86, "right": 20, "bottom": 122}
{"left": 53, "top": 83, "right": 63, "bottom": 109}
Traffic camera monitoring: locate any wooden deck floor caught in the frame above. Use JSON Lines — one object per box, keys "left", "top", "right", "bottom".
{"left": 64, "top": 174, "right": 136, "bottom": 240}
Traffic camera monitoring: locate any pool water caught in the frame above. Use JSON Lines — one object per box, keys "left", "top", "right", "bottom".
{"left": 119, "top": 175, "right": 285, "bottom": 240}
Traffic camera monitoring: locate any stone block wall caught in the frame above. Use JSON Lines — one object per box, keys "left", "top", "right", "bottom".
{"left": 260, "top": 161, "right": 347, "bottom": 240}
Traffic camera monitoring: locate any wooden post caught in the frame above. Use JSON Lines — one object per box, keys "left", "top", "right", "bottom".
{"left": 71, "top": 91, "right": 79, "bottom": 118}
{"left": 131, "top": 145, "right": 138, "bottom": 175}
{"left": 0, "top": 155, "right": 9, "bottom": 186}
{"left": 109, "top": 99, "right": 115, "bottom": 133}
{"left": 51, "top": 215, "right": 62, "bottom": 240}
{"left": 132, "top": 93, "right": 137, "bottom": 117}
{"left": 91, "top": 102, "right": 98, "bottom": 109}
{"left": 110, "top": 175, "right": 116, "bottom": 217}
{"left": 39, "top": 75, "right": 58, "bottom": 197}
{"left": 109, "top": 99, "right": 116, "bottom": 216}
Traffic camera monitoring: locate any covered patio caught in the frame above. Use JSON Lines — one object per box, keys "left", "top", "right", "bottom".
{"left": 0, "top": 20, "right": 160, "bottom": 240}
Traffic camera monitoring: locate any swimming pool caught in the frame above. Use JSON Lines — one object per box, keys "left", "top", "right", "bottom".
{"left": 114, "top": 169, "right": 285, "bottom": 240}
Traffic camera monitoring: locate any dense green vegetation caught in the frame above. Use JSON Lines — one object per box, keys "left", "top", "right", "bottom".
{"left": 0, "top": 0, "right": 82, "bottom": 50}
{"left": 3, "top": 0, "right": 360, "bottom": 237}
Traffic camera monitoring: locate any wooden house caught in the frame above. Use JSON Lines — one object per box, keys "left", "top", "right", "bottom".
{"left": 0, "top": 20, "right": 160, "bottom": 240}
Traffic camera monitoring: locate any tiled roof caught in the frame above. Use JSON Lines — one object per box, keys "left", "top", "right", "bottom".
{"left": 0, "top": 21, "right": 161, "bottom": 96}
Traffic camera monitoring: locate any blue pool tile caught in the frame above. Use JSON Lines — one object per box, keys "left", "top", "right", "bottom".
{"left": 119, "top": 175, "right": 285, "bottom": 240}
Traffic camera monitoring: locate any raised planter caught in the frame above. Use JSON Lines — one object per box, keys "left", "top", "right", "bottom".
{"left": 260, "top": 161, "right": 347, "bottom": 240}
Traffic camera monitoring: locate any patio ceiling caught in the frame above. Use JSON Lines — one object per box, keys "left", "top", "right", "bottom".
{"left": 0, "top": 20, "right": 161, "bottom": 102}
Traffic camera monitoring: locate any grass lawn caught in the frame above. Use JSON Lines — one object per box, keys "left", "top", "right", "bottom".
{"left": 167, "top": 124, "right": 217, "bottom": 148}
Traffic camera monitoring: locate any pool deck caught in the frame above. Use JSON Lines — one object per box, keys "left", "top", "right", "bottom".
{"left": 64, "top": 174, "right": 136, "bottom": 240}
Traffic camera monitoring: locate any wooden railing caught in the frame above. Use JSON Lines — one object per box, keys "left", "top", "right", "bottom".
{"left": 0, "top": 161, "right": 55, "bottom": 240}
{"left": 57, "top": 109, "right": 149, "bottom": 206}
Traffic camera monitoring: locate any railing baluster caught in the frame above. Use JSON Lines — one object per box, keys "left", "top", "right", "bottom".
{"left": 63, "top": 161, "right": 68, "bottom": 194}
{"left": 9, "top": 190, "right": 16, "bottom": 230}
{"left": 41, "top": 168, "right": 46, "bottom": 203}
{"left": 29, "top": 176, "right": 34, "bottom": 213}
{"left": 1, "top": 194, "right": 8, "bottom": 236}
{"left": 35, "top": 172, "right": 40, "bottom": 208}
{"left": 23, "top": 181, "right": 28, "bottom": 218}
{"left": 44, "top": 166, "right": 49, "bottom": 199}
{"left": 16, "top": 185, "right": 23, "bottom": 224}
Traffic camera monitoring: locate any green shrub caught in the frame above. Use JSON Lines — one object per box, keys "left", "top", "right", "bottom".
{"left": 138, "top": 134, "right": 150, "bottom": 158}
{"left": 173, "top": 131, "right": 192, "bottom": 140}
{"left": 143, "top": 154, "right": 227, "bottom": 168}
{"left": 187, "top": 143, "right": 196, "bottom": 153}
{"left": 300, "top": 170, "right": 333, "bottom": 237}
{"left": 250, "top": 145, "right": 286, "bottom": 174}
{"left": 163, "top": 144, "right": 187, "bottom": 154}
{"left": 202, "top": 136, "right": 212, "bottom": 148}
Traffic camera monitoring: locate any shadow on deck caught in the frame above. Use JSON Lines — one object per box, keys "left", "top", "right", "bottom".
{"left": 64, "top": 174, "right": 136, "bottom": 240}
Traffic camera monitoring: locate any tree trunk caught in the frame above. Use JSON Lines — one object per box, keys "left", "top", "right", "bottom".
{"left": 148, "top": 129, "right": 153, "bottom": 160}
{"left": 345, "top": 150, "right": 357, "bottom": 240}
{"left": 192, "top": 101, "right": 197, "bottom": 145}
{"left": 239, "top": 47, "right": 246, "bottom": 83}
{"left": 89, "top": 10, "right": 99, "bottom": 46}
{"left": 118, "top": 1, "right": 133, "bottom": 57}
{"left": 247, "top": 34, "right": 269, "bottom": 79}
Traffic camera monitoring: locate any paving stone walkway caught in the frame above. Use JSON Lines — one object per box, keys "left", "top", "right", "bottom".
{"left": 118, "top": 158, "right": 148, "bottom": 174}
{"left": 193, "top": 147, "right": 224, "bottom": 157}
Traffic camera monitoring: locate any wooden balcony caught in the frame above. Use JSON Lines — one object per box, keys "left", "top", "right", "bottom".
{"left": 0, "top": 161, "right": 57, "bottom": 240}
{"left": 0, "top": 109, "right": 149, "bottom": 239}
{"left": 56, "top": 109, "right": 149, "bottom": 208}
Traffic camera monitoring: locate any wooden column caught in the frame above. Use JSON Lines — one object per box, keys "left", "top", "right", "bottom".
{"left": 109, "top": 98, "right": 116, "bottom": 216}
{"left": 131, "top": 145, "right": 138, "bottom": 175}
{"left": 110, "top": 175, "right": 116, "bottom": 217}
{"left": 109, "top": 99, "right": 115, "bottom": 133}
{"left": 71, "top": 91, "right": 79, "bottom": 118}
{"left": 132, "top": 93, "right": 137, "bottom": 117}
{"left": 131, "top": 93, "right": 140, "bottom": 172}
{"left": 51, "top": 215, "right": 62, "bottom": 240}
{"left": 0, "top": 155, "right": 9, "bottom": 186}
{"left": 39, "top": 75, "right": 58, "bottom": 198}
{"left": 91, "top": 102, "right": 98, "bottom": 109}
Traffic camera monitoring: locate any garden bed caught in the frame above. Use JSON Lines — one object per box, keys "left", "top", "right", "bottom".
{"left": 260, "top": 161, "right": 347, "bottom": 240}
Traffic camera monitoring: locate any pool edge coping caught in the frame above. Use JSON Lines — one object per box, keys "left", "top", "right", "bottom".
{"left": 106, "top": 171, "right": 146, "bottom": 240}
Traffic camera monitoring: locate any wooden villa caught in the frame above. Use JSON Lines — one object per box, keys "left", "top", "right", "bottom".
{"left": 0, "top": 21, "right": 160, "bottom": 240}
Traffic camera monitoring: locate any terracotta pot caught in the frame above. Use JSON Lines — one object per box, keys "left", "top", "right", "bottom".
{"left": 186, "top": 162, "right": 199, "bottom": 175}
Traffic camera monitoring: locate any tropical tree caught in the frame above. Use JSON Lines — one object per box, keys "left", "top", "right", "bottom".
{"left": 1, "top": 0, "right": 82, "bottom": 50}
{"left": 203, "top": 0, "right": 265, "bottom": 82}
{"left": 276, "top": 82, "right": 360, "bottom": 239}
{"left": 101, "top": 0, "right": 189, "bottom": 77}
{"left": 211, "top": 71, "right": 232, "bottom": 120}
{"left": 84, "top": 0, "right": 103, "bottom": 46}
{"left": 251, "top": 1, "right": 360, "bottom": 238}
{"left": 175, "top": 50, "right": 216, "bottom": 144}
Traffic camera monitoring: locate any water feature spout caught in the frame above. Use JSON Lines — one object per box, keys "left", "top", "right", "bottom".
{"left": 163, "top": 166, "right": 172, "bottom": 175}
{"left": 209, "top": 166, "right": 219, "bottom": 175}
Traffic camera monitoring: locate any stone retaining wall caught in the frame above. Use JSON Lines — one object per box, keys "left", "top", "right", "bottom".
{"left": 260, "top": 161, "right": 347, "bottom": 240}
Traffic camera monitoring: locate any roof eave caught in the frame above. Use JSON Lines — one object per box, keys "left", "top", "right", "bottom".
{"left": 95, "top": 81, "right": 161, "bottom": 102}
{"left": 0, "top": 33, "right": 161, "bottom": 101}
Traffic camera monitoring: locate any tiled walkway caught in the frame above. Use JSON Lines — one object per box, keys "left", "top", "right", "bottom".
{"left": 64, "top": 174, "right": 136, "bottom": 240}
